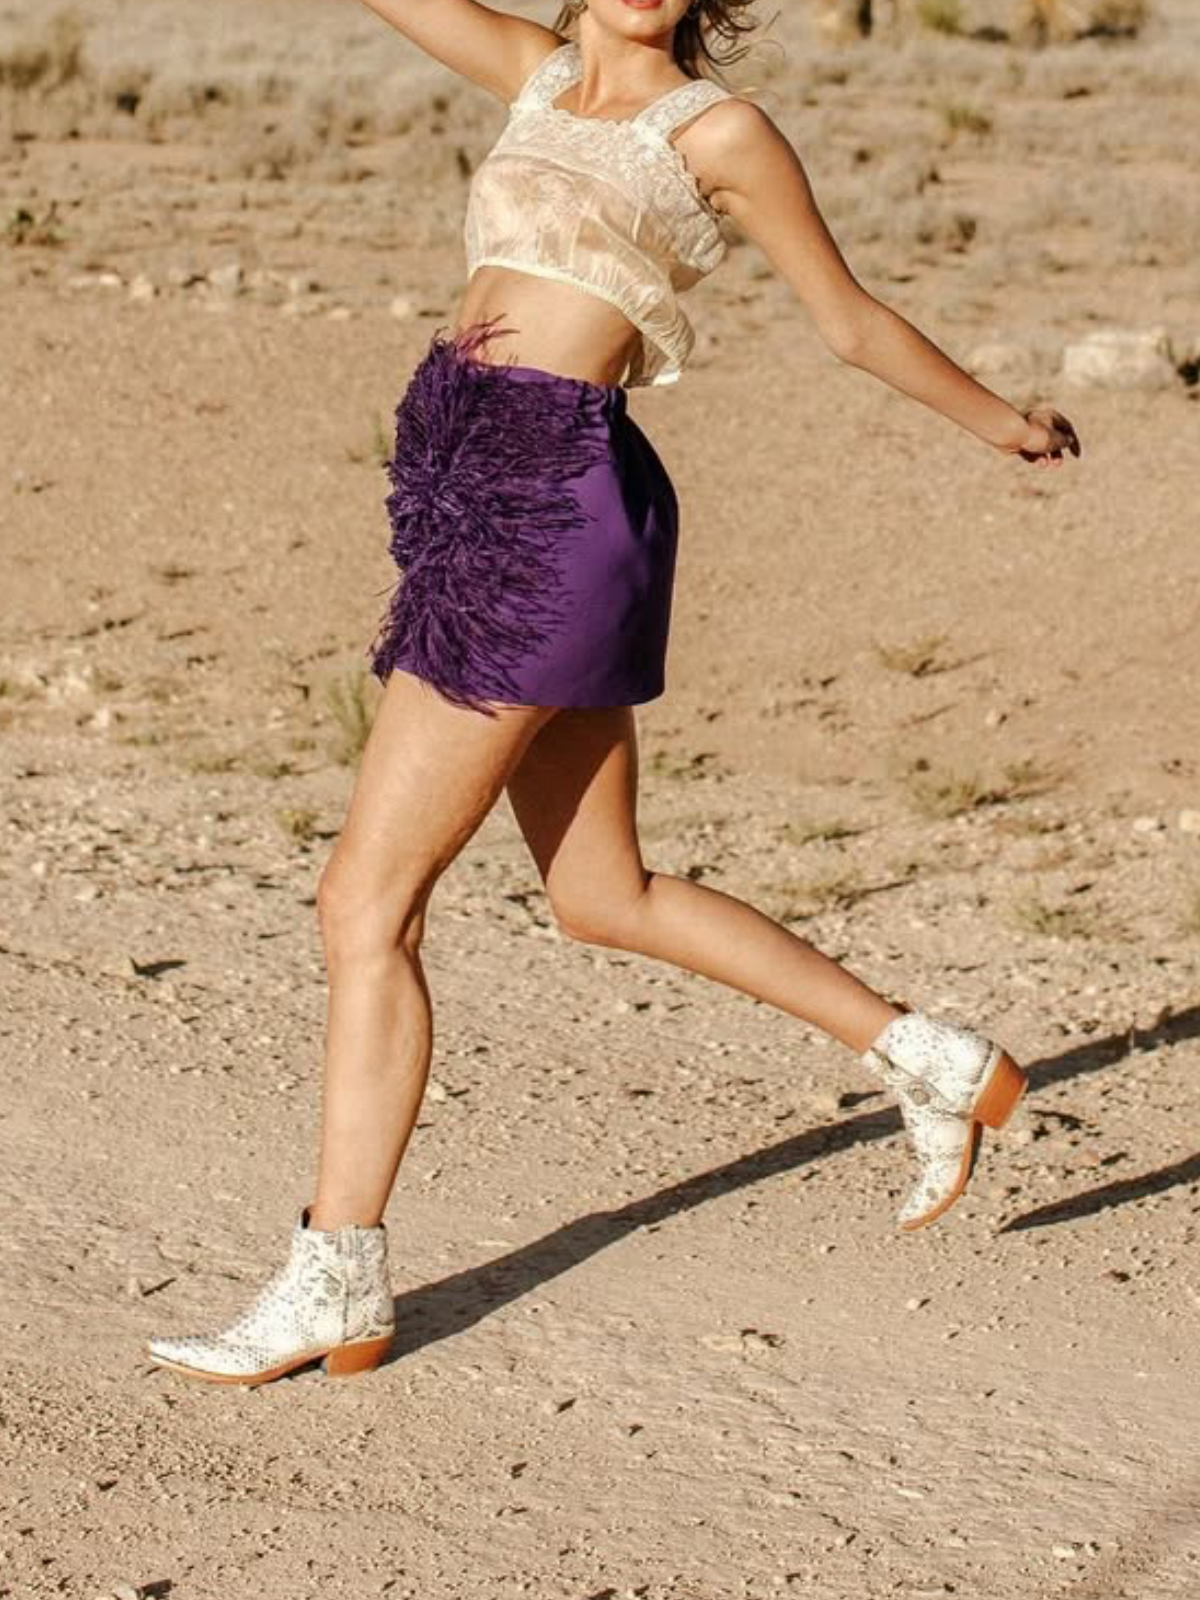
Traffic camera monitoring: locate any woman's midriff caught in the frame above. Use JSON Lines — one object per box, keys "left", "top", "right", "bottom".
{"left": 453, "top": 265, "right": 642, "bottom": 387}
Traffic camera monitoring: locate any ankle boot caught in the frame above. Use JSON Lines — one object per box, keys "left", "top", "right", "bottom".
{"left": 147, "top": 1209, "right": 395, "bottom": 1386}
{"left": 862, "top": 1010, "right": 1028, "bottom": 1231}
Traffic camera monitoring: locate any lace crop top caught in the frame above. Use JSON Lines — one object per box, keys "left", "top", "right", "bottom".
{"left": 464, "top": 40, "right": 738, "bottom": 389}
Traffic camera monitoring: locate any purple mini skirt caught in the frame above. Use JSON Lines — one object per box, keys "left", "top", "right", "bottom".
{"left": 366, "top": 318, "right": 679, "bottom": 715}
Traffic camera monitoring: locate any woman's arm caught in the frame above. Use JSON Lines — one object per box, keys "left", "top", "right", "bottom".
{"left": 354, "top": 0, "right": 561, "bottom": 104}
{"left": 698, "top": 100, "right": 1080, "bottom": 466}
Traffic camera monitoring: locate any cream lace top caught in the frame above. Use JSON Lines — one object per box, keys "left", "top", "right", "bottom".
{"left": 464, "top": 41, "right": 737, "bottom": 389}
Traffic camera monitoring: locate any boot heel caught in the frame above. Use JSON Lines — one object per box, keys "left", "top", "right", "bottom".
{"left": 972, "top": 1052, "right": 1027, "bottom": 1130}
{"left": 325, "top": 1334, "right": 393, "bottom": 1378}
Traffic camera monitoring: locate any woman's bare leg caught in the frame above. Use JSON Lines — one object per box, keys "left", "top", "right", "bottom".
{"left": 505, "top": 707, "right": 901, "bottom": 1053}
{"left": 310, "top": 672, "right": 556, "bottom": 1230}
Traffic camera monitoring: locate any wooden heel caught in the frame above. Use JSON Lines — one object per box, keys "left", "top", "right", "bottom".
{"left": 325, "top": 1334, "right": 393, "bottom": 1378}
{"left": 972, "top": 1052, "right": 1027, "bottom": 1130}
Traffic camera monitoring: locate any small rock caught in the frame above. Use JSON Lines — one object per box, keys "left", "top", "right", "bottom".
{"left": 1131, "top": 815, "right": 1164, "bottom": 834}
{"left": 127, "top": 274, "right": 156, "bottom": 303}
{"left": 165, "top": 264, "right": 205, "bottom": 288}
{"left": 327, "top": 306, "right": 353, "bottom": 321}
{"left": 389, "top": 294, "right": 415, "bottom": 320}
{"left": 966, "top": 341, "right": 1040, "bottom": 383}
{"left": 426, "top": 1080, "right": 448, "bottom": 1103}
{"left": 905, "top": 1296, "right": 929, "bottom": 1312}
{"left": 207, "top": 261, "right": 243, "bottom": 297}
{"left": 96, "top": 271, "right": 123, "bottom": 289}
{"left": 984, "top": 706, "right": 1006, "bottom": 728}
{"left": 1052, "top": 1543, "right": 1082, "bottom": 1560}
{"left": 288, "top": 272, "right": 321, "bottom": 296}
{"left": 1178, "top": 808, "right": 1200, "bottom": 835}
{"left": 1062, "top": 328, "right": 1178, "bottom": 392}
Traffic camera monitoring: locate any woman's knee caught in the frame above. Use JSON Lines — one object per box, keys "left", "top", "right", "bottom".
{"left": 550, "top": 873, "right": 652, "bottom": 949}
{"left": 316, "top": 856, "right": 428, "bottom": 963}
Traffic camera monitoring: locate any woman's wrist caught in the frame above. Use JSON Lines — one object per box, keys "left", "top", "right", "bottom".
{"left": 972, "top": 397, "right": 1034, "bottom": 455}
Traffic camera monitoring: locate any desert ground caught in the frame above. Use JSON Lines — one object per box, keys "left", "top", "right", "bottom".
{"left": 1, "top": 1, "right": 1198, "bottom": 1596}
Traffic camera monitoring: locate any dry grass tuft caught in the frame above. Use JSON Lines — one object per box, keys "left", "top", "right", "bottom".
{"left": 874, "top": 632, "right": 954, "bottom": 677}
{"left": 277, "top": 806, "right": 320, "bottom": 843}
{"left": 0, "top": 8, "right": 84, "bottom": 93}
{"left": 346, "top": 414, "right": 393, "bottom": 469}
{"left": 774, "top": 870, "right": 865, "bottom": 921}
{"left": 1014, "top": 0, "right": 1153, "bottom": 43}
{"left": 897, "top": 754, "right": 1063, "bottom": 818}
{"left": 325, "top": 672, "right": 375, "bottom": 766}
{"left": 940, "top": 100, "right": 994, "bottom": 138}
{"left": 1010, "top": 893, "right": 1100, "bottom": 939}
{"left": 3, "top": 202, "right": 64, "bottom": 248}
{"left": 1178, "top": 889, "right": 1200, "bottom": 939}
{"left": 916, "top": 0, "right": 965, "bottom": 35}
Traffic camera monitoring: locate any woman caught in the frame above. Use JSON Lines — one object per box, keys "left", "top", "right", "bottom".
{"left": 147, "top": 0, "right": 1080, "bottom": 1387}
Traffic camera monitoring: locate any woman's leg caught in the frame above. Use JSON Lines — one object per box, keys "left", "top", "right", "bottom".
{"left": 505, "top": 706, "right": 901, "bottom": 1053}
{"left": 310, "top": 671, "right": 556, "bottom": 1230}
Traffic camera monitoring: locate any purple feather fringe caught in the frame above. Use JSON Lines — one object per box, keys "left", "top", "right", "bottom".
{"left": 366, "top": 318, "right": 617, "bottom": 715}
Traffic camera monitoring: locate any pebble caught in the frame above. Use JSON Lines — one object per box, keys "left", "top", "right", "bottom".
{"left": 1062, "top": 327, "right": 1179, "bottom": 391}
{"left": 207, "top": 261, "right": 243, "bottom": 297}
{"left": 1131, "top": 815, "right": 1164, "bottom": 834}
{"left": 389, "top": 294, "right": 416, "bottom": 320}
{"left": 905, "top": 1296, "right": 929, "bottom": 1311}
{"left": 327, "top": 306, "right": 353, "bottom": 321}
{"left": 1052, "top": 1542, "right": 1082, "bottom": 1560}
{"left": 127, "top": 274, "right": 156, "bottom": 303}
{"left": 1178, "top": 809, "right": 1200, "bottom": 834}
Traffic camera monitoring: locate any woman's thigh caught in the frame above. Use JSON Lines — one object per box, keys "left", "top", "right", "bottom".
{"left": 504, "top": 705, "right": 649, "bottom": 939}
{"left": 320, "top": 670, "right": 556, "bottom": 941}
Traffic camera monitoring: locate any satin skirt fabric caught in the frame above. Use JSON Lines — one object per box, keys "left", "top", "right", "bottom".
{"left": 367, "top": 320, "right": 679, "bottom": 715}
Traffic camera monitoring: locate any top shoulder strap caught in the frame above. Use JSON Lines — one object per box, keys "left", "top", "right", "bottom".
{"left": 512, "top": 40, "right": 581, "bottom": 110}
{"left": 633, "top": 76, "right": 733, "bottom": 140}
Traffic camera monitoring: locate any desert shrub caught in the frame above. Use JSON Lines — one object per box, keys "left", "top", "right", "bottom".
{"left": 0, "top": 8, "right": 84, "bottom": 92}
{"left": 916, "top": 0, "right": 965, "bottom": 34}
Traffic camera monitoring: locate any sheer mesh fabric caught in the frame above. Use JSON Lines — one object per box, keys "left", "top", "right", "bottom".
{"left": 464, "top": 42, "right": 737, "bottom": 388}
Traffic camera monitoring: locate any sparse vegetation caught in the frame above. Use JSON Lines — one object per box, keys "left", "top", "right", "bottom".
{"left": 897, "top": 754, "right": 1063, "bottom": 819}
{"left": 1179, "top": 889, "right": 1200, "bottom": 939}
{"left": 346, "top": 414, "right": 392, "bottom": 469}
{"left": 782, "top": 818, "right": 866, "bottom": 845}
{"left": 774, "top": 870, "right": 865, "bottom": 921}
{"left": 325, "top": 672, "right": 375, "bottom": 766}
{"left": 874, "top": 633, "right": 954, "bottom": 677}
{"left": 917, "top": 0, "right": 965, "bottom": 36}
{"left": 940, "top": 101, "right": 994, "bottom": 138}
{"left": 0, "top": 8, "right": 84, "bottom": 92}
{"left": 1010, "top": 892, "right": 1100, "bottom": 939}
{"left": 4, "top": 203, "right": 64, "bottom": 248}
{"left": 277, "top": 806, "right": 320, "bottom": 843}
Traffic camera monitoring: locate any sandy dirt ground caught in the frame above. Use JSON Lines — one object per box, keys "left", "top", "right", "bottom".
{"left": 2, "top": 2, "right": 1199, "bottom": 1597}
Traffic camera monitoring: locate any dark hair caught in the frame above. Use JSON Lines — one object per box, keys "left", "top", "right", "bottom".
{"left": 549, "top": 1, "right": 767, "bottom": 85}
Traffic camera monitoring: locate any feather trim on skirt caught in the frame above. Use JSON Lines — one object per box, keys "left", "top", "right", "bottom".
{"left": 367, "top": 318, "right": 620, "bottom": 715}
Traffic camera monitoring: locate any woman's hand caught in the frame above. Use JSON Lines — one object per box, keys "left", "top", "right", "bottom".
{"left": 1005, "top": 406, "right": 1082, "bottom": 469}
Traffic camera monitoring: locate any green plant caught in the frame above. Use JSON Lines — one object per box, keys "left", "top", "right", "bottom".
{"left": 917, "top": 0, "right": 964, "bottom": 35}
{"left": 4, "top": 202, "right": 64, "bottom": 248}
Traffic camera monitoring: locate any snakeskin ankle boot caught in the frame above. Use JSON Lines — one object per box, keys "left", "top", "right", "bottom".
{"left": 862, "top": 1010, "right": 1028, "bottom": 1231}
{"left": 147, "top": 1208, "right": 395, "bottom": 1386}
